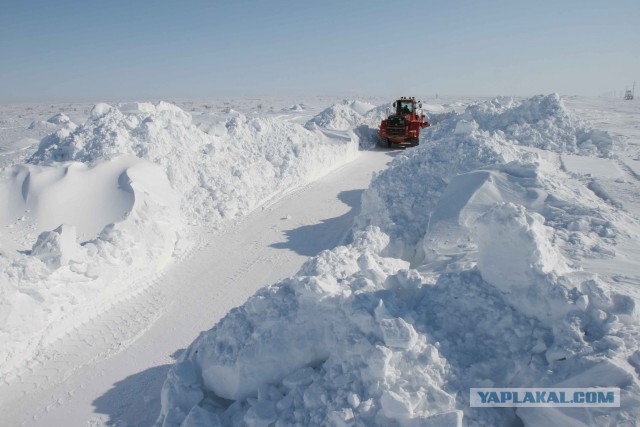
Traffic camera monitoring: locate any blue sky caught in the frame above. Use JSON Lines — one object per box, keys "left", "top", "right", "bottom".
{"left": 1, "top": 0, "right": 638, "bottom": 101}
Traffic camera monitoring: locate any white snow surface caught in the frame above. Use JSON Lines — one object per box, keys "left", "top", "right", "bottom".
{"left": 158, "top": 95, "right": 640, "bottom": 427}
{"left": 0, "top": 100, "right": 359, "bottom": 381}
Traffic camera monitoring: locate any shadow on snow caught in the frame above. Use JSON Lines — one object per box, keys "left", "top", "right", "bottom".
{"left": 92, "top": 350, "right": 186, "bottom": 426}
{"left": 270, "top": 189, "right": 364, "bottom": 257}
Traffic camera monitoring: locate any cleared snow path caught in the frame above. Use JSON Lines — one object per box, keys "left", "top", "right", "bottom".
{"left": 0, "top": 149, "right": 395, "bottom": 427}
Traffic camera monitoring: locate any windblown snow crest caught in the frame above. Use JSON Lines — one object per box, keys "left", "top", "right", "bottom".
{"left": 0, "top": 101, "right": 358, "bottom": 380}
{"left": 158, "top": 95, "right": 639, "bottom": 427}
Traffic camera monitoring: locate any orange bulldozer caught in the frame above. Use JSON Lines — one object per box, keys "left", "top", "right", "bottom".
{"left": 379, "top": 96, "right": 430, "bottom": 148}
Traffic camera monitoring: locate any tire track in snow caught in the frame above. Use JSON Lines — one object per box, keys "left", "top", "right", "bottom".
{"left": 1, "top": 271, "right": 167, "bottom": 398}
{"left": 0, "top": 188, "right": 311, "bottom": 423}
{"left": 616, "top": 158, "right": 640, "bottom": 182}
{"left": 0, "top": 235, "right": 212, "bottom": 421}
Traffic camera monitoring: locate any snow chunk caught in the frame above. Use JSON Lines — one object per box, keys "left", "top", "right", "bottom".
{"left": 475, "top": 203, "right": 572, "bottom": 325}
{"left": 476, "top": 203, "right": 568, "bottom": 290}
{"left": 46, "top": 113, "right": 73, "bottom": 125}
{"left": 453, "top": 119, "right": 479, "bottom": 135}
{"left": 281, "top": 103, "right": 305, "bottom": 112}
{"left": 156, "top": 227, "right": 459, "bottom": 427}
{"left": 31, "top": 224, "right": 82, "bottom": 268}
{"left": 90, "top": 102, "right": 113, "bottom": 118}
{"left": 27, "top": 113, "right": 75, "bottom": 134}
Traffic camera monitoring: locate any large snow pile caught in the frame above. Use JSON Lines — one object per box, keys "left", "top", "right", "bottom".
{"left": 356, "top": 94, "right": 616, "bottom": 262}
{"left": 305, "top": 100, "right": 375, "bottom": 131}
{"left": 428, "top": 94, "right": 614, "bottom": 157}
{"left": 31, "top": 102, "right": 357, "bottom": 223}
{"left": 1, "top": 101, "right": 359, "bottom": 380}
{"left": 157, "top": 95, "right": 639, "bottom": 426}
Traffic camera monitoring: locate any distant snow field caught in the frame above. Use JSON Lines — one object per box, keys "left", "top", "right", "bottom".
{"left": 0, "top": 95, "right": 639, "bottom": 426}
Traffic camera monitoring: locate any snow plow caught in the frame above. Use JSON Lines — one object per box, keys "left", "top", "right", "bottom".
{"left": 379, "top": 97, "right": 430, "bottom": 148}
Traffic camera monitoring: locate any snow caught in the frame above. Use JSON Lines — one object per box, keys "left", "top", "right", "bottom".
{"left": 0, "top": 94, "right": 638, "bottom": 427}
{"left": 456, "top": 94, "right": 614, "bottom": 157}
{"left": 0, "top": 155, "right": 181, "bottom": 380}
{"left": 157, "top": 95, "right": 640, "bottom": 427}
{"left": 281, "top": 104, "right": 306, "bottom": 112}
{"left": 31, "top": 101, "right": 359, "bottom": 224}
{"left": 562, "top": 155, "right": 626, "bottom": 180}
{"left": 31, "top": 224, "right": 83, "bottom": 269}
{"left": 0, "top": 99, "right": 360, "bottom": 382}
{"left": 305, "top": 99, "right": 376, "bottom": 131}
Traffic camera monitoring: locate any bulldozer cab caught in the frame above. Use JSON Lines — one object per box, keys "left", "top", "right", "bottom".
{"left": 395, "top": 99, "right": 415, "bottom": 116}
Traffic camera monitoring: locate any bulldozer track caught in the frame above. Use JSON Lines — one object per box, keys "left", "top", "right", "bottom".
{"left": 616, "top": 158, "right": 640, "bottom": 182}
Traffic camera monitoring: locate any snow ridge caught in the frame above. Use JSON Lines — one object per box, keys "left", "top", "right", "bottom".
{"left": 31, "top": 101, "right": 357, "bottom": 224}
{"left": 429, "top": 94, "right": 614, "bottom": 157}
{"left": 0, "top": 100, "right": 358, "bottom": 381}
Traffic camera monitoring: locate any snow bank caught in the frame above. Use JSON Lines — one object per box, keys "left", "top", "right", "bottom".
{"left": 158, "top": 95, "right": 639, "bottom": 426}
{"left": 1, "top": 100, "right": 359, "bottom": 380}
{"left": 158, "top": 228, "right": 464, "bottom": 427}
{"left": 0, "top": 156, "right": 180, "bottom": 378}
{"left": 436, "top": 94, "right": 614, "bottom": 157}
{"left": 356, "top": 94, "right": 617, "bottom": 261}
{"left": 305, "top": 100, "right": 411, "bottom": 150}
{"left": 356, "top": 118, "right": 519, "bottom": 262}
{"left": 32, "top": 101, "right": 358, "bottom": 224}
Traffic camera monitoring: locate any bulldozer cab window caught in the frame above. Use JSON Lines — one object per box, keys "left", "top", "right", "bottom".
{"left": 399, "top": 102, "right": 413, "bottom": 114}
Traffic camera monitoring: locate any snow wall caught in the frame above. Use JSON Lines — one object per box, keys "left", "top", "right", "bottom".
{"left": 157, "top": 94, "right": 639, "bottom": 427}
{"left": 0, "top": 101, "right": 359, "bottom": 380}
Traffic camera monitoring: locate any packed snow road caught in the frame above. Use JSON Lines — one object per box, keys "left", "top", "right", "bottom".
{"left": 0, "top": 149, "right": 395, "bottom": 426}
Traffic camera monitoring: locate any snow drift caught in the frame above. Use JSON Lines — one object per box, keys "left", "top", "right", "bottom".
{"left": 0, "top": 156, "right": 180, "bottom": 379}
{"left": 1, "top": 100, "right": 359, "bottom": 380}
{"left": 426, "top": 94, "right": 614, "bottom": 157}
{"left": 356, "top": 94, "right": 616, "bottom": 262}
{"left": 31, "top": 101, "right": 358, "bottom": 224}
{"left": 157, "top": 95, "right": 639, "bottom": 427}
